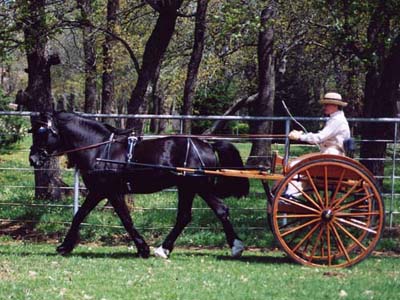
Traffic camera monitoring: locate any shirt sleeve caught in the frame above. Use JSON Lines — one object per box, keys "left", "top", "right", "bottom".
{"left": 299, "top": 120, "right": 337, "bottom": 144}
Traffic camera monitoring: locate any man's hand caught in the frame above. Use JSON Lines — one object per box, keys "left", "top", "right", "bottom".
{"left": 288, "top": 130, "right": 303, "bottom": 140}
{"left": 8, "top": 103, "right": 18, "bottom": 110}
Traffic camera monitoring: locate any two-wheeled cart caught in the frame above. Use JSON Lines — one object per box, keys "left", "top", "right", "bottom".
{"left": 174, "top": 151, "right": 384, "bottom": 268}
{"left": 100, "top": 149, "right": 385, "bottom": 268}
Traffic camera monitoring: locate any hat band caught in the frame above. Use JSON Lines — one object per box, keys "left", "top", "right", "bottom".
{"left": 323, "top": 97, "right": 342, "bottom": 101}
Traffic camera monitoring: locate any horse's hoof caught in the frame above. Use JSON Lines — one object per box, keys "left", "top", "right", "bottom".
{"left": 138, "top": 247, "right": 150, "bottom": 259}
{"left": 231, "top": 239, "right": 245, "bottom": 258}
{"left": 56, "top": 244, "right": 74, "bottom": 256}
{"left": 154, "top": 246, "right": 170, "bottom": 259}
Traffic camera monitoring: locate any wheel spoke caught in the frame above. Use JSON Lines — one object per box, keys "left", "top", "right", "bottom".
{"left": 336, "top": 218, "right": 377, "bottom": 234}
{"left": 331, "top": 223, "right": 351, "bottom": 262}
{"left": 305, "top": 170, "right": 324, "bottom": 207}
{"left": 279, "top": 196, "right": 321, "bottom": 214}
{"left": 324, "top": 166, "right": 329, "bottom": 207}
{"left": 281, "top": 218, "right": 321, "bottom": 237}
{"left": 334, "top": 220, "right": 368, "bottom": 251}
{"left": 308, "top": 225, "right": 324, "bottom": 262}
{"left": 335, "top": 193, "right": 374, "bottom": 212}
{"left": 292, "top": 222, "right": 320, "bottom": 252}
{"left": 335, "top": 212, "right": 380, "bottom": 217}
{"left": 286, "top": 183, "right": 322, "bottom": 211}
{"left": 330, "top": 169, "right": 346, "bottom": 203}
{"left": 276, "top": 214, "right": 320, "bottom": 218}
{"left": 327, "top": 224, "right": 332, "bottom": 266}
{"left": 331, "top": 179, "right": 363, "bottom": 208}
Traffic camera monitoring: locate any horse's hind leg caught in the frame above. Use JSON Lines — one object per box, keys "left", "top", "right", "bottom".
{"left": 155, "top": 187, "right": 195, "bottom": 258}
{"left": 108, "top": 194, "right": 150, "bottom": 258}
{"left": 199, "top": 191, "right": 244, "bottom": 258}
{"left": 57, "top": 191, "right": 103, "bottom": 255}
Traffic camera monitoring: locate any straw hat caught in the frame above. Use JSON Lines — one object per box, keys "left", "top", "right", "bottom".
{"left": 319, "top": 92, "right": 348, "bottom": 107}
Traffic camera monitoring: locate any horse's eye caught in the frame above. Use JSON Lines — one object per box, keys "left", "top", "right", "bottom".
{"left": 38, "top": 126, "right": 48, "bottom": 134}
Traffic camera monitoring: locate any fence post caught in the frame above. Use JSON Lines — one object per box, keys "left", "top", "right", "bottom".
{"left": 73, "top": 168, "right": 80, "bottom": 215}
{"left": 179, "top": 117, "right": 184, "bottom": 134}
{"left": 389, "top": 122, "right": 398, "bottom": 228}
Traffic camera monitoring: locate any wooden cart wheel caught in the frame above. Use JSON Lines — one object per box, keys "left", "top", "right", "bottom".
{"left": 271, "top": 158, "right": 385, "bottom": 268}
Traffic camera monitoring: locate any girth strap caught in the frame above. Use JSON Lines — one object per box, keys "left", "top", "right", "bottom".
{"left": 183, "top": 138, "right": 206, "bottom": 170}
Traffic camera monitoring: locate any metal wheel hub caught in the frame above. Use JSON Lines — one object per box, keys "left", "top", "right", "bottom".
{"left": 321, "top": 209, "right": 334, "bottom": 222}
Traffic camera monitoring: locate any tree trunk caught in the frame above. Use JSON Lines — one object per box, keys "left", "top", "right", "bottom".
{"left": 78, "top": 0, "right": 98, "bottom": 113}
{"left": 359, "top": 3, "right": 400, "bottom": 181}
{"left": 101, "top": 0, "right": 119, "bottom": 125}
{"left": 181, "top": 0, "right": 208, "bottom": 134}
{"left": 127, "top": 1, "right": 183, "bottom": 132}
{"left": 149, "top": 64, "right": 163, "bottom": 133}
{"left": 360, "top": 34, "right": 400, "bottom": 181}
{"left": 246, "top": 4, "right": 276, "bottom": 167}
{"left": 22, "top": 0, "right": 62, "bottom": 200}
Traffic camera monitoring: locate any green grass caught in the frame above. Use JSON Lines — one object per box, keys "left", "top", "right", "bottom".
{"left": 0, "top": 242, "right": 399, "bottom": 300}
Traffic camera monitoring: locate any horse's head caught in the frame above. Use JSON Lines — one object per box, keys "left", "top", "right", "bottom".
{"left": 29, "top": 112, "right": 61, "bottom": 168}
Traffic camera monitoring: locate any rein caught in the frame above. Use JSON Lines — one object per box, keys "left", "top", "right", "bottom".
{"left": 51, "top": 136, "right": 127, "bottom": 157}
{"left": 50, "top": 133, "right": 287, "bottom": 157}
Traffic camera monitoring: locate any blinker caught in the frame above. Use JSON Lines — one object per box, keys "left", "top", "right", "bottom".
{"left": 38, "top": 126, "right": 48, "bottom": 134}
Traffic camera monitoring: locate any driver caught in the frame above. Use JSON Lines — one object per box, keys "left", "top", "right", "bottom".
{"left": 284, "top": 92, "right": 351, "bottom": 198}
{"left": 288, "top": 92, "right": 350, "bottom": 155}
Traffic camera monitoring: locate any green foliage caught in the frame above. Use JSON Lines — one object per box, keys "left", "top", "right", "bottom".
{"left": 230, "top": 122, "right": 249, "bottom": 134}
{"left": 191, "top": 80, "right": 240, "bottom": 133}
{"left": 0, "top": 90, "right": 29, "bottom": 150}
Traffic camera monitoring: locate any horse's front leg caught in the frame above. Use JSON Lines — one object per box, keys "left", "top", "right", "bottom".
{"left": 108, "top": 194, "right": 150, "bottom": 258}
{"left": 155, "top": 187, "right": 195, "bottom": 259}
{"left": 57, "top": 191, "right": 103, "bottom": 255}
{"left": 199, "top": 191, "right": 244, "bottom": 258}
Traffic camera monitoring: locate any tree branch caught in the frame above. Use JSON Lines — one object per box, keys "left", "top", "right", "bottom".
{"left": 61, "top": 20, "right": 140, "bottom": 74}
{"left": 203, "top": 93, "right": 258, "bottom": 134}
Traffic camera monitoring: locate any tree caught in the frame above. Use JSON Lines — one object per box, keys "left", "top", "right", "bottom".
{"left": 246, "top": 2, "right": 276, "bottom": 166}
{"left": 16, "top": 0, "right": 63, "bottom": 200}
{"left": 126, "top": 0, "right": 184, "bottom": 132}
{"left": 181, "top": 0, "right": 208, "bottom": 133}
{"left": 101, "top": 0, "right": 120, "bottom": 124}
{"left": 359, "top": 2, "right": 400, "bottom": 178}
{"left": 78, "top": 0, "right": 98, "bottom": 113}
{"left": 313, "top": 0, "right": 400, "bottom": 178}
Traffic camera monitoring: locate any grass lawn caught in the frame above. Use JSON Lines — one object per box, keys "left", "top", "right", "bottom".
{"left": 0, "top": 242, "right": 399, "bottom": 300}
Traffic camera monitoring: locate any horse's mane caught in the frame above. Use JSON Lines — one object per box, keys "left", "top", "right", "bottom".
{"left": 55, "top": 111, "right": 112, "bottom": 138}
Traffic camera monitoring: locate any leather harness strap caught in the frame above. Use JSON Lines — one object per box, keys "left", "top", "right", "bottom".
{"left": 51, "top": 135, "right": 126, "bottom": 157}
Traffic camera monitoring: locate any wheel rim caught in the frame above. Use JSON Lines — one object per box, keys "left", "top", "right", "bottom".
{"left": 272, "top": 159, "right": 385, "bottom": 268}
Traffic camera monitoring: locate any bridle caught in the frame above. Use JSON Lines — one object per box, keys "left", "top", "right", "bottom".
{"left": 31, "top": 116, "right": 126, "bottom": 159}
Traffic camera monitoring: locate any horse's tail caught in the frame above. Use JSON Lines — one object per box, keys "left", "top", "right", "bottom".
{"left": 212, "top": 141, "right": 249, "bottom": 198}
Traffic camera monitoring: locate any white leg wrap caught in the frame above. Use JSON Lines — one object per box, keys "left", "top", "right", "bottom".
{"left": 154, "top": 246, "right": 170, "bottom": 259}
{"left": 231, "top": 239, "right": 245, "bottom": 258}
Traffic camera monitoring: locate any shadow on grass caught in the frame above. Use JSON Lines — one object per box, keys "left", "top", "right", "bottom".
{"left": 0, "top": 245, "right": 293, "bottom": 264}
{"left": 0, "top": 247, "right": 141, "bottom": 259}
{"left": 217, "top": 254, "right": 292, "bottom": 264}
{"left": 171, "top": 250, "right": 292, "bottom": 265}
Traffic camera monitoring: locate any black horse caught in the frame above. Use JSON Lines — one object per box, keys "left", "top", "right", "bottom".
{"left": 29, "top": 112, "right": 249, "bottom": 258}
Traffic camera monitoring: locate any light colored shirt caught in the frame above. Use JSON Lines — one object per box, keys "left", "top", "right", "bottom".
{"left": 299, "top": 110, "right": 350, "bottom": 155}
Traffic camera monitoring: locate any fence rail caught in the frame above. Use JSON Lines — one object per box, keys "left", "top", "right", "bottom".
{"left": 0, "top": 111, "right": 399, "bottom": 233}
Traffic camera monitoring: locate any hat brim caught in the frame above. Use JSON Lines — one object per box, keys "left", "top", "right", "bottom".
{"left": 319, "top": 99, "right": 348, "bottom": 107}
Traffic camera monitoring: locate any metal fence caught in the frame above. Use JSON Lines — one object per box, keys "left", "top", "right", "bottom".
{"left": 0, "top": 111, "right": 399, "bottom": 231}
